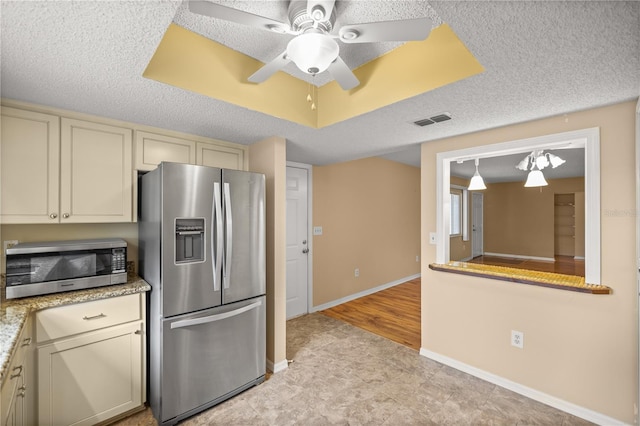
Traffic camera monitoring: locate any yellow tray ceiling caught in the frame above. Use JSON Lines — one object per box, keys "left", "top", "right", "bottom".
{"left": 144, "top": 22, "right": 484, "bottom": 129}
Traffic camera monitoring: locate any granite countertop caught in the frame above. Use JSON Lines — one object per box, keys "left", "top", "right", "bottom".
{"left": 0, "top": 276, "right": 151, "bottom": 385}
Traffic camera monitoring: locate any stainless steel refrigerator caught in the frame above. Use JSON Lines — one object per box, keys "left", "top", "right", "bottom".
{"left": 139, "top": 162, "right": 266, "bottom": 426}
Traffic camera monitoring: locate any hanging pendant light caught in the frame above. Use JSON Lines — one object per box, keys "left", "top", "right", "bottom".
{"left": 524, "top": 166, "right": 548, "bottom": 187}
{"left": 468, "top": 158, "right": 487, "bottom": 191}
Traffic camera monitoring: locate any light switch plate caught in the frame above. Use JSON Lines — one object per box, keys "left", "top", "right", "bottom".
{"left": 429, "top": 232, "right": 437, "bottom": 245}
{"left": 313, "top": 226, "right": 323, "bottom": 236}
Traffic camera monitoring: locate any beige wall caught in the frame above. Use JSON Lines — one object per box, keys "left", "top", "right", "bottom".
{"left": 421, "top": 100, "right": 637, "bottom": 423}
{"left": 483, "top": 177, "right": 585, "bottom": 259}
{"left": 248, "top": 137, "right": 287, "bottom": 369}
{"left": 313, "top": 157, "right": 420, "bottom": 306}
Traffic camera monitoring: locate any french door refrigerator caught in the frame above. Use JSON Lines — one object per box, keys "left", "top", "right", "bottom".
{"left": 139, "top": 162, "right": 266, "bottom": 426}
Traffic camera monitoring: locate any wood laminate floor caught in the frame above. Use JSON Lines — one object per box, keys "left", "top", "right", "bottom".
{"left": 320, "top": 278, "right": 421, "bottom": 351}
{"left": 467, "top": 254, "right": 585, "bottom": 276}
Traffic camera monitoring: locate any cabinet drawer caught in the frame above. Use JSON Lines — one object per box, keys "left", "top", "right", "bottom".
{"left": 36, "top": 294, "right": 141, "bottom": 342}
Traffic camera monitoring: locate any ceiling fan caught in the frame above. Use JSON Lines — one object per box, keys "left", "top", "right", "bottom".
{"left": 189, "top": 0, "right": 432, "bottom": 90}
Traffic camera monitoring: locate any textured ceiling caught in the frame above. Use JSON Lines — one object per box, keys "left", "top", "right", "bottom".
{"left": 1, "top": 1, "right": 638, "bottom": 168}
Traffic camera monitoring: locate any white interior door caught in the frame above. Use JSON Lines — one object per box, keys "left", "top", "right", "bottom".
{"left": 472, "top": 192, "right": 484, "bottom": 258}
{"left": 286, "top": 166, "right": 309, "bottom": 319}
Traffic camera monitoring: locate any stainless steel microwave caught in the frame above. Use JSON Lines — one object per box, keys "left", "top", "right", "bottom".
{"left": 5, "top": 238, "right": 127, "bottom": 299}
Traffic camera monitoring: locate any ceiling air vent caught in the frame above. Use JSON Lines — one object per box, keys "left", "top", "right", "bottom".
{"left": 413, "top": 118, "right": 435, "bottom": 127}
{"left": 412, "top": 112, "right": 452, "bottom": 127}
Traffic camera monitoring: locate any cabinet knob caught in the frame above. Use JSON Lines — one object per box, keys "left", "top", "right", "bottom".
{"left": 63, "top": 213, "right": 70, "bottom": 219}
{"left": 49, "top": 213, "right": 57, "bottom": 219}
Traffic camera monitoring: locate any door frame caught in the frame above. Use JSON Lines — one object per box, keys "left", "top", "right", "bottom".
{"left": 635, "top": 97, "right": 640, "bottom": 419}
{"left": 286, "top": 161, "right": 313, "bottom": 316}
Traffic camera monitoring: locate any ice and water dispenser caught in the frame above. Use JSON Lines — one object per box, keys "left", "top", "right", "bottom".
{"left": 175, "top": 218, "right": 205, "bottom": 263}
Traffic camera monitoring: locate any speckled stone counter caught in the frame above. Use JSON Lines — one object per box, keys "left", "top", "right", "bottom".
{"left": 0, "top": 276, "right": 150, "bottom": 385}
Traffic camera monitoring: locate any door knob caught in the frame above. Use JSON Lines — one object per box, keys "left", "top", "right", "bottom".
{"left": 302, "top": 248, "right": 309, "bottom": 254}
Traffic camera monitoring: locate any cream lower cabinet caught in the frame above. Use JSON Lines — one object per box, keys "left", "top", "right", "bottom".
{"left": 1, "top": 316, "right": 34, "bottom": 426}
{"left": 36, "top": 294, "right": 145, "bottom": 426}
{"left": 0, "top": 107, "right": 133, "bottom": 223}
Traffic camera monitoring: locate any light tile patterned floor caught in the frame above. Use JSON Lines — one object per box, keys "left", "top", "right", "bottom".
{"left": 115, "top": 313, "right": 594, "bottom": 425}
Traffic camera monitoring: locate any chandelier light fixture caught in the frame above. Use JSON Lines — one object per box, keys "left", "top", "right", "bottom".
{"left": 468, "top": 158, "right": 487, "bottom": 191}
{"left": 516, "top": 150, "right": 565, "bottom": 188}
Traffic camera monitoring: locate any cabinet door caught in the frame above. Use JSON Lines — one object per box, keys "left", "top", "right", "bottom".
{"left": 60, "top": 118, "right": 132, "bottom": 222}
{"left": 196, "top": 141, "right": 246, "bottom": 170}
{"left": 38, "top": 322, "right": 143, "bottom": 426}
{"left": 134, "top": 131, "right": 196, "bottom": 171}
{"left": 1, "top": 317, "right": 31, "bottom": 426}
{"left": 1, "top": 373, "right": 22, "bottom": 426}
{"left": 0, "top": 107, "right": 60, "bottom": 224}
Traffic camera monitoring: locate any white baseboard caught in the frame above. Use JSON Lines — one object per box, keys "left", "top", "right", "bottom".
{"left": 419, "top": 348, "right": 625, "bottom": 426}
{"left": 310, "top": 273, "right": 421, "bottom": 312}
{"left": 266, "top": 358, "right": 288, "bottom": 374}
{"left": 483, "top": 252, "right": 555, "bottom": 262}
{"left": 574, "top": 256, "right": 585, "bottom": 260}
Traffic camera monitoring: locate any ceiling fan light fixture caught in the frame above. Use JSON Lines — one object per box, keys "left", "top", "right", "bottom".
{"left": 286, "top": 32, "right": 339, "bottom": 74}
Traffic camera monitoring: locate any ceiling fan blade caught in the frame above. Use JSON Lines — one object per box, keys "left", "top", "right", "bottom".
{"left": 306, "top": 0, "right": 336, "bottom": 23}
{"left": 189, "top": 1, "right": 291, "bottom": 33}
{"left": 338, "top": 17, "right": 431, "bottom": 44}
{"left": 248, "top": 50, "right": 291, "bottom": 83}
{"left": 327, "top": 56, "right": 359, "bottom": 90}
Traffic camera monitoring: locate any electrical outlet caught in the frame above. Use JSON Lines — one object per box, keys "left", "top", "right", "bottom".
{"left": 3, "top": 240, "right": 18, "bottom": 252}
{"left": 511, "top": 330, "right": 524, "bottom": 349}
{"left": 354, "top": 268, "right": 359, "bottom": 278}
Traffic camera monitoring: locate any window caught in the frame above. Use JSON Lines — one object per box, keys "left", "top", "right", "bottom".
{"left": 450, "top": 190, "right": 462, "bottom": 236}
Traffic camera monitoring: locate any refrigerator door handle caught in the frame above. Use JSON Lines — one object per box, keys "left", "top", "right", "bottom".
{"left": 169, "top": 300, "right": 262, "bottom": 329}
{"left": 223, "top": 182, "right": 233, "bottom": 289}
{"left": 213, "top": 182, "right": 223, "bottom": 292}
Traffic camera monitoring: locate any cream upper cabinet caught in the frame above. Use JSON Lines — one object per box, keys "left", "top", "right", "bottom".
{"left": 134, "top": 131, "right": 196, "bottom": 171}
{"left": 134, "top": 130, "right": 246, "bottom": 171}
{"left": 1, "top": 107, "right": 60, "bottom": 224}
{"left": 196, "top": 141, "right": 245, "bottom": 170}
{"left": 1, "top": 108, "right": 133, "bottom": 223}
{"left": 60, "top": 118, "right": 132, "bottom": 222}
